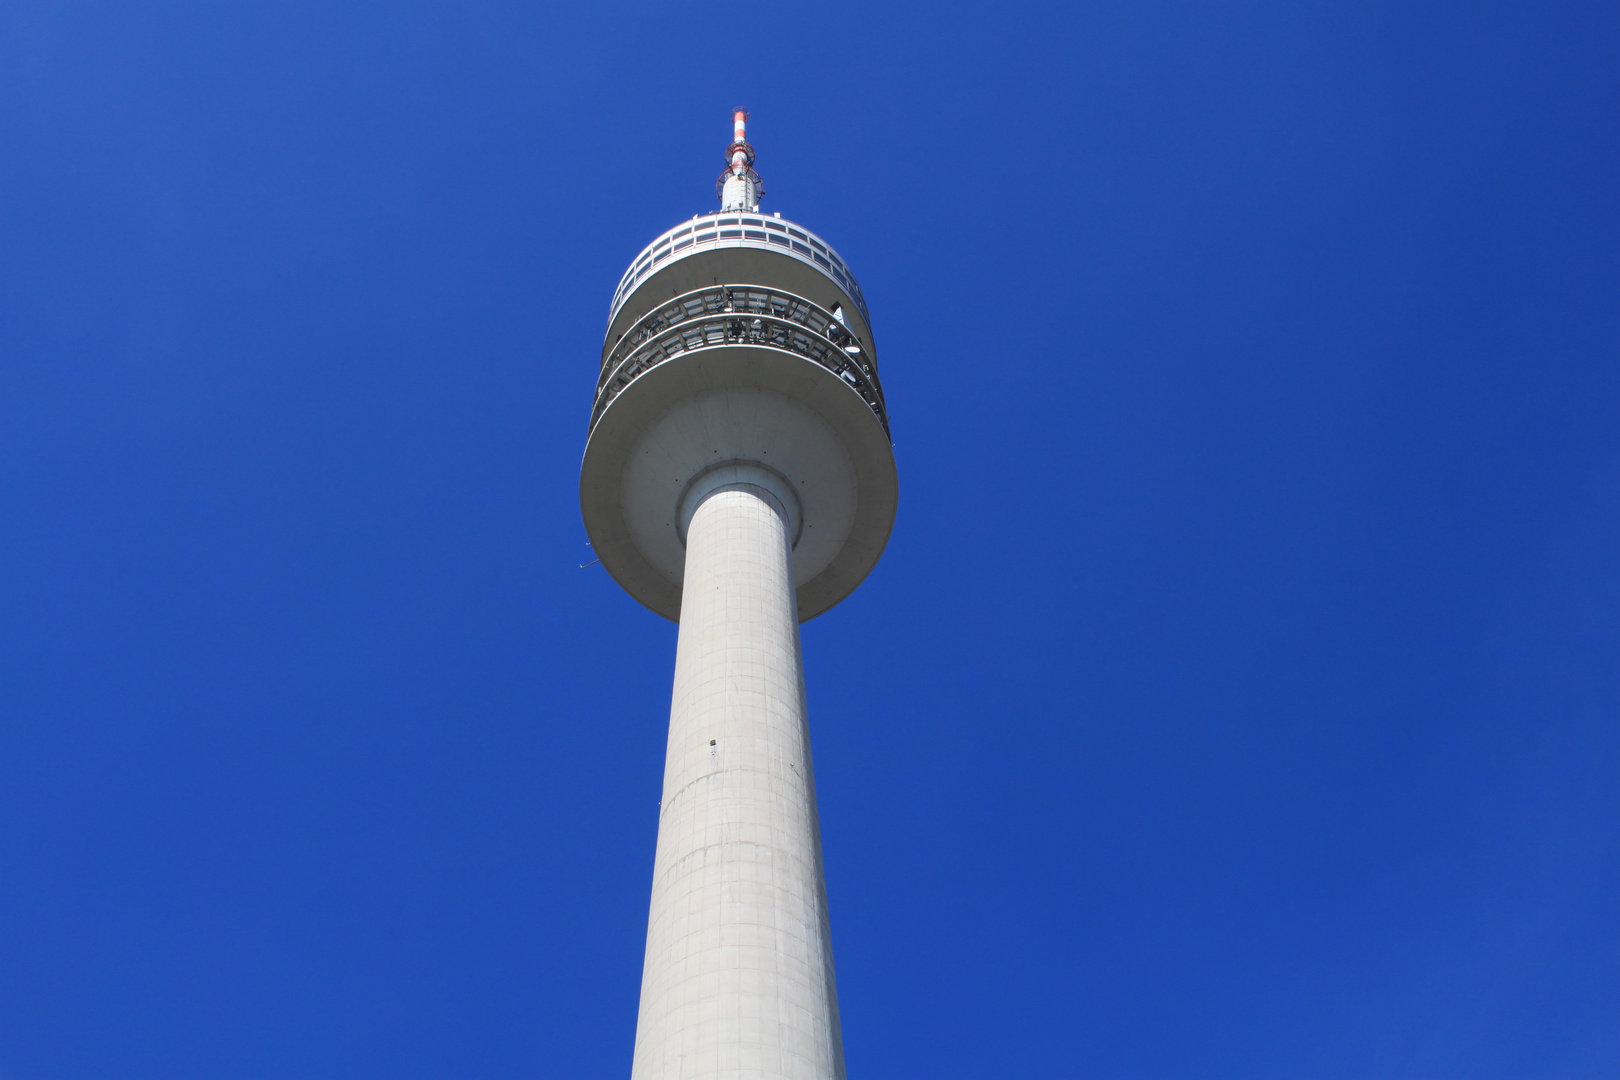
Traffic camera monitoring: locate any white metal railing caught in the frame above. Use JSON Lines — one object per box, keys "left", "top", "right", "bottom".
{"left": 592, "top": 285, "right": 886, "bottom": 436}
{"left": 607, "top": 214, "right": 871, "bottom": 332}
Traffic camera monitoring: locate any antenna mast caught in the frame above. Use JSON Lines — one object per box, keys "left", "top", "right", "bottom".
{"left": 717, "top": 108, "right": 764, "bottom": 211}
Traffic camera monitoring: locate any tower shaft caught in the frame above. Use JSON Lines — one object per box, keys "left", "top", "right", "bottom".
{"left": 587, "top": 112, "right": 893, "bottom": 1079}
{"left": 631, "top": 478, "right": 845, "bottom": 1080}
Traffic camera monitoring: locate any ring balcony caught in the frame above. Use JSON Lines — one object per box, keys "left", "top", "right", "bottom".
{"left": 592, "top": 285, "right": 886, "bottom": 436}
{"left": 606, "top": 213, "right": 872, "bottom": 342}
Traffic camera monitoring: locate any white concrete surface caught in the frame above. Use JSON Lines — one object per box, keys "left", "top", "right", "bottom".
{"left": 630, "top": 471, "right": 845, "bottom": 1080}
{"left": 677, "top": 461, "right": 803, "bottom": 548}
{"left": 624, "top": 386, "right": 855, "bottom": 594}
{"left": 580, "top": 345, "right": 898, "bottom": 622}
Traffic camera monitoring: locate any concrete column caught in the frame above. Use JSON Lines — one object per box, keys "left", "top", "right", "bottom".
{"left": 630, "top": 472, "right": 846, "bottom": 1080}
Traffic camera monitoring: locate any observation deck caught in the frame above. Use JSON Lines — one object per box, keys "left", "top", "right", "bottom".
{"left": 607, "top": 212, "right": 871, "bottom": 332}
{"left": 582, "top": 207, "right": 895, "bottom": 623}
{"left": 593, "top": 285, "right": 886, "bottom": 437}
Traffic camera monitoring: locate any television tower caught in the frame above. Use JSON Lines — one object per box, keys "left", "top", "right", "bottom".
{"left": 580, "top": 110, "right": 896, "bottom": 1080}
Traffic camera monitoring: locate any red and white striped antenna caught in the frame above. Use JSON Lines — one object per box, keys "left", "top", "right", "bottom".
{"left": 718, "top": 108, "right": 763, "bottom": 210}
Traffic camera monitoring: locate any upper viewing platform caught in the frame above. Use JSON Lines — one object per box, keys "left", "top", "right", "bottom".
{"left": 607, "top": 211, "right": 872, "bottom": 336}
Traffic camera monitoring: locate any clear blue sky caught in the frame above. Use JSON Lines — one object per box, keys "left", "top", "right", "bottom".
{"left": 1, "top": 3, "right": 1614, "bottom": 1077}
